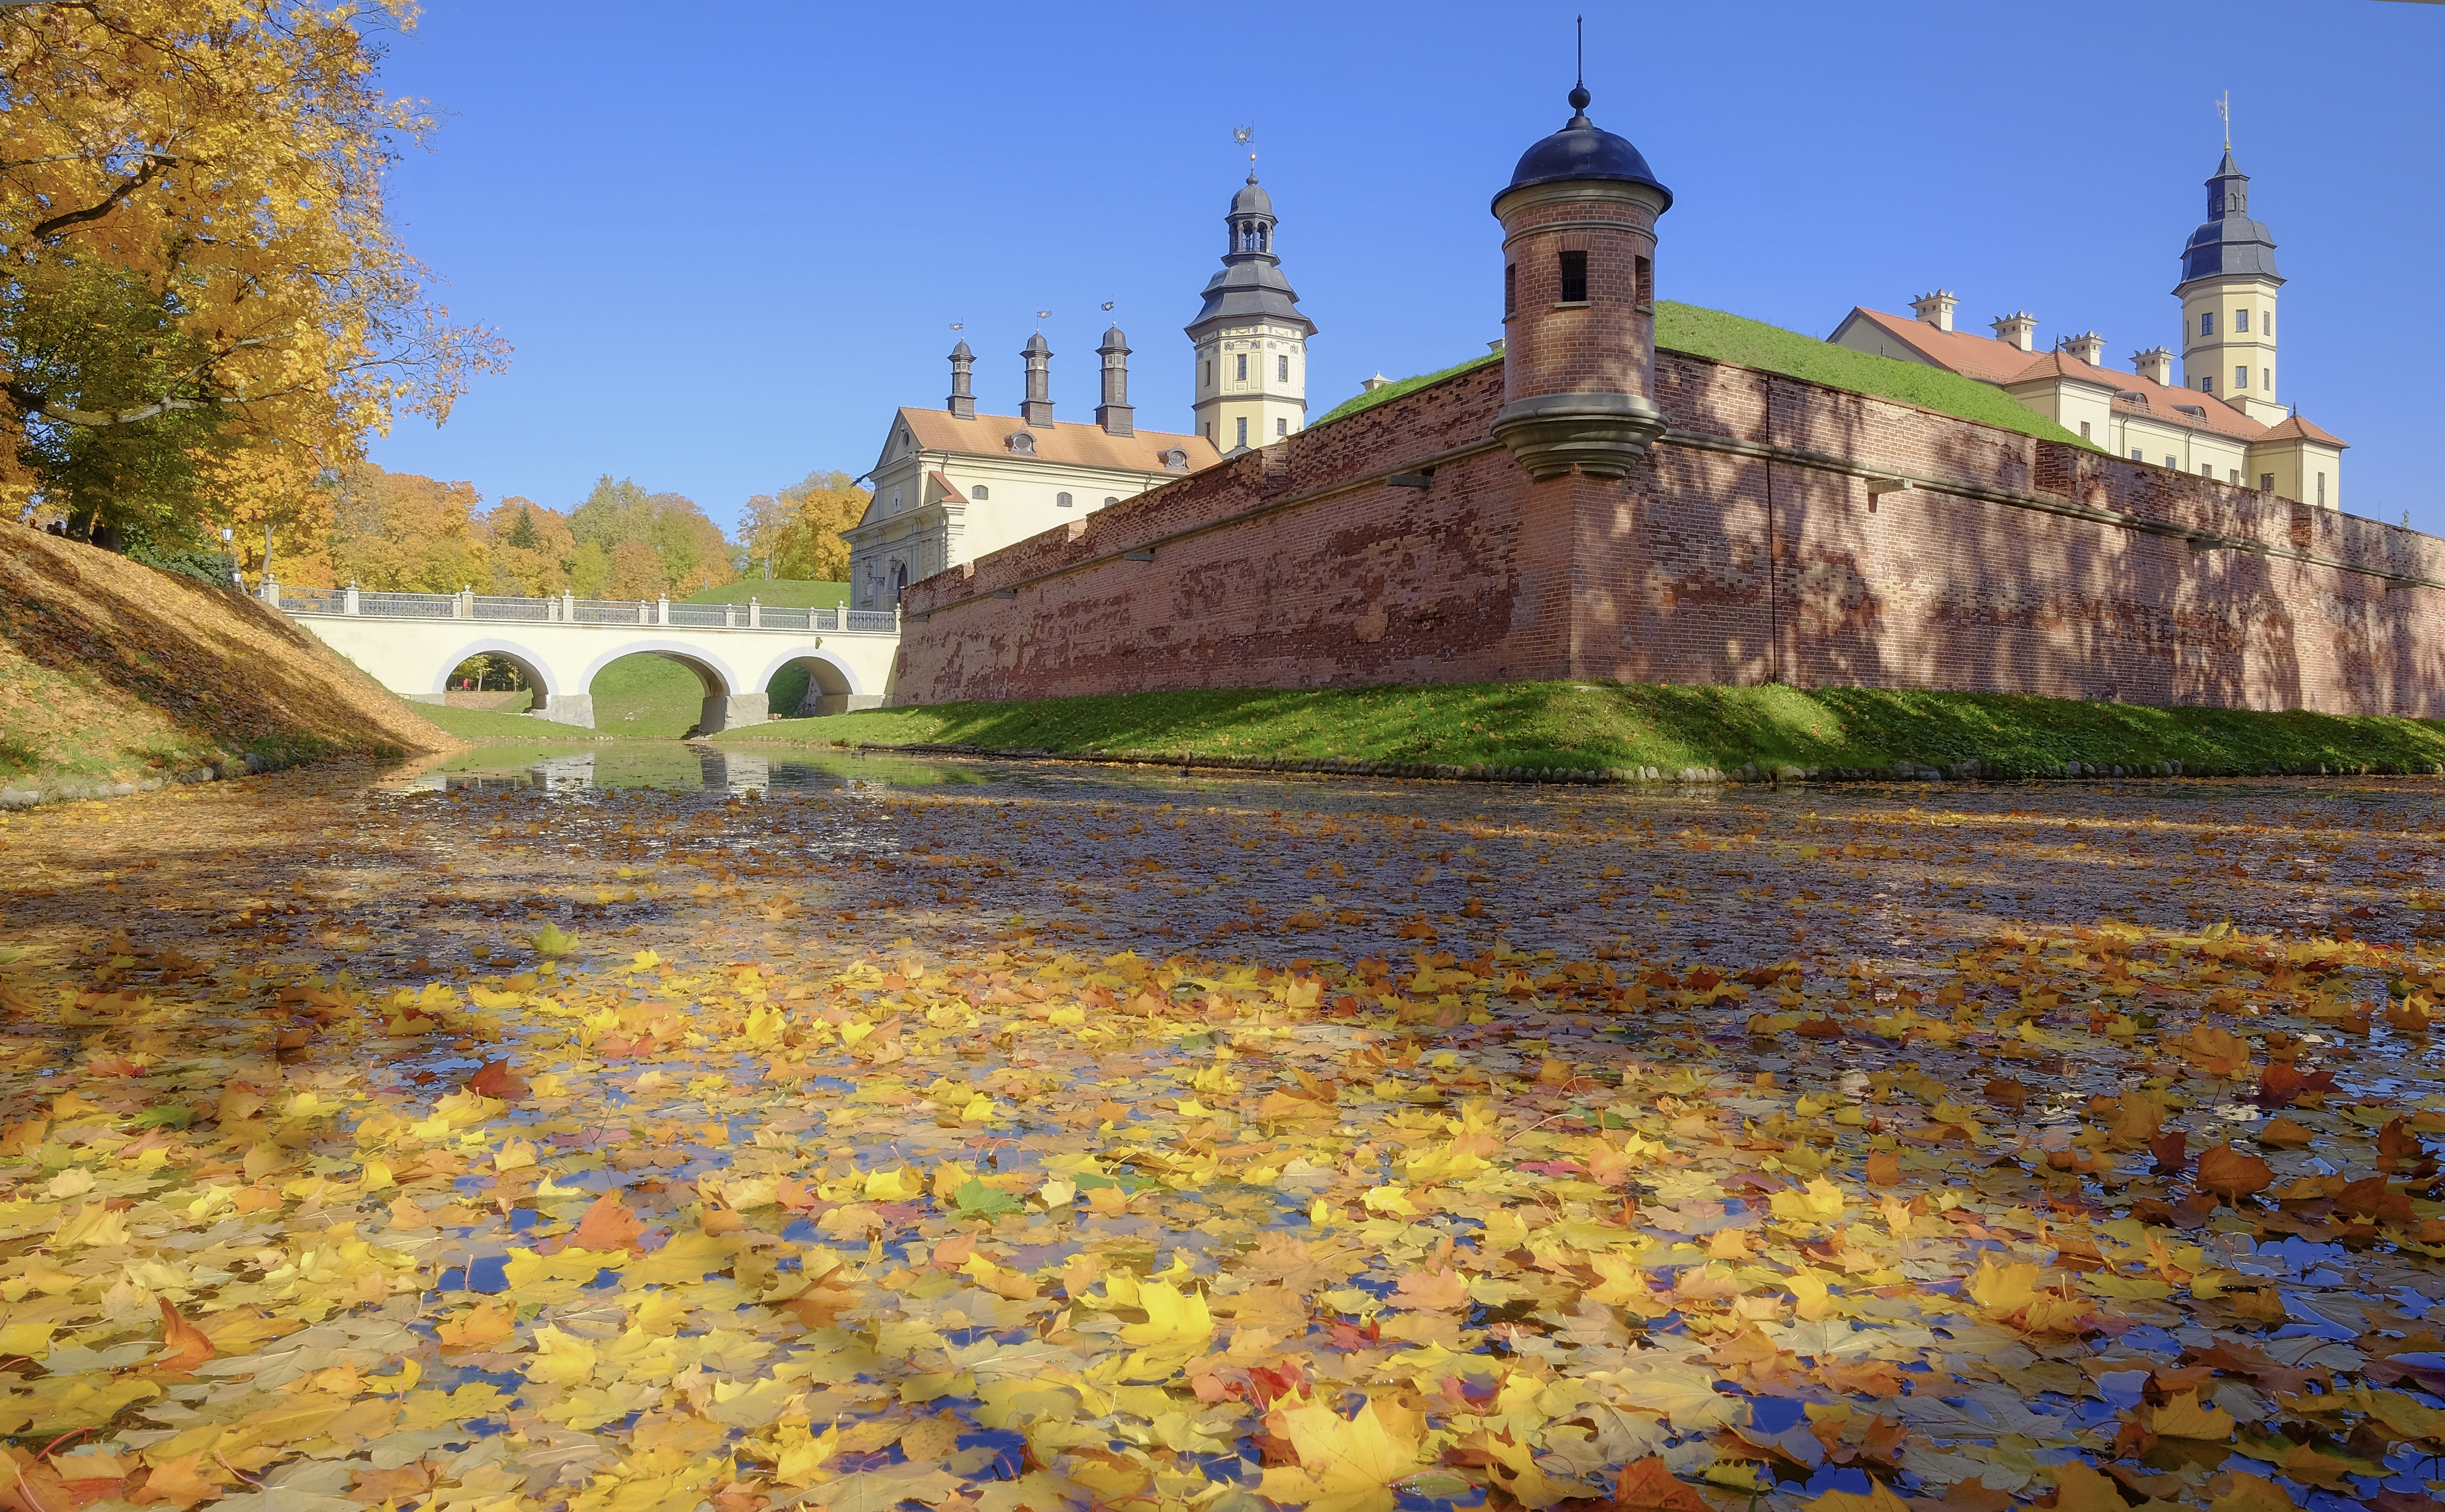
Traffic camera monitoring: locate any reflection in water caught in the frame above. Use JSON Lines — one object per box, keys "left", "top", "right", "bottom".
{"left": 385, "top": 742, "right": 997, "bottom": 797}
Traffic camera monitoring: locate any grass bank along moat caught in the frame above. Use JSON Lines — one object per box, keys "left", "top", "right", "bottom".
{"left": 716, "top": 679, "right": 2445, "bottom": 782}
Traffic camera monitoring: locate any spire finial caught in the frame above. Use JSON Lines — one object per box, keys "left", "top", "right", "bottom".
{"left": 2218, "top": 90, "right": 2230, "bottom": 151}
{"left": 1567, "top": 16, "right": 1591, "bottom": 117}
{"left": 1234, "top": 123, "right": 1256, "bottom": 181}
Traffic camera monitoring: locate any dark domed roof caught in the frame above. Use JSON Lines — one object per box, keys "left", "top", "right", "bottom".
{"left": 949, "top": 338, "right": 973, "bottom": 359}
{"left": 1230, "top": 172, "right": 1273, "bottom": 218}
{"left": 2177, "top": 149, "right": 2280, "bottom": 287}
{"left": 1498, "top": 85, "right": 1671, "bottom": 211}
{"left": 1022, "top": 331, "right": 1050, "bottom": 355}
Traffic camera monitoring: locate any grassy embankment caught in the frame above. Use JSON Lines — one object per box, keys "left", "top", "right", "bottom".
{"left": 0, "top": 527, "right": 458, "bottom": 791}
{"left": 420, "top": 580, "right": 853, "bottom": 742}
{"left": 718, "top": 681, "right": 2445, "bottom": 780}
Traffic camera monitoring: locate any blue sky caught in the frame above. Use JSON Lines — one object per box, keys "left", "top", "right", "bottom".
{"left": 368, "top": 1, "right": 2440, "bottom": 534}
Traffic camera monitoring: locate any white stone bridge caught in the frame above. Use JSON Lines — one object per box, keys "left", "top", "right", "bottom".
{"left": 263, "top": 583, "right": 900, "bottom": 731}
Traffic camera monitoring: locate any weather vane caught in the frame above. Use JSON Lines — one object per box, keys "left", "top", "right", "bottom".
{"left": 1035, "top": 310, "right": 1051, "bottom": 329}
{"left": 2217, "top": 91, "right": 2230, "bottom": 150}
{"left": 1234, "top": 123, "right": 1255, "bottom": 174}
{"left": 1101, "top": 301, "right": 1115, "bottom": 312}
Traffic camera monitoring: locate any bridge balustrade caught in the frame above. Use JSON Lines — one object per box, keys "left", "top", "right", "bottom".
{"left": 261, "top": 583, "right": 877, "bottom": 633}
{"left": 358, "top": 591, "right": 459, "bottom": 619}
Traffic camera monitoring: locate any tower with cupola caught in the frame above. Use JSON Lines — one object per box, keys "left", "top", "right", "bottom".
{"left": 2176, "top": 146, "right": 2286, "bottom": 426}
{"left": 1490, "top": 79, "right": 1673, "bottom": 479}
{"left": 1187, "top": 165, "right": 1316, "bottom": 453}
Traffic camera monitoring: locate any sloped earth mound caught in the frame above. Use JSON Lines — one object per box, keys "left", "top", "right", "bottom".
{"left": 3, "top": 764, "right": 2445, "bottom": 1512}
{"left": 0, "top": 529, "right": 458, "bottom": 797}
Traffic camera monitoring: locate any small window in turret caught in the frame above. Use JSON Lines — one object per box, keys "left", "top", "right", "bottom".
{"left": 1504, "top": 263, "right": 1517, "bottom": 318}
{"left": 2201, "top": 312, "right": 2215, "bottom": 336}
{"left": 1634, "top": 255, "right": 1653, "bottom": 309}
{"left": 2233, "top": 310, "right": 2248, "bottom": 333}
{"left": 1558, "top": 250, "right": 1588, "bottom": 305}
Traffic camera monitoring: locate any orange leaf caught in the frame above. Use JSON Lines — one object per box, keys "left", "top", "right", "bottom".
{"left": 1865, "top": 1150, "right": 1901, "bottom": 1186}
{"left": 436, "top": 1299, "right": 517, "bottom": 1350}
{"left": 153, "top": 1296, "right": 214, "bottom": 1373}
{"left": 569, "top": 1193, "right": 649, "bottom": 1254}
{"left": 465, "top": 1058, "right": 529, "bottom": 1100}
{"left": 1611, "top": 1455, "right": 1714, "bottom": 1512}
{"left": 2196, "top": 1143, "right": 2273, "bottom": 1200}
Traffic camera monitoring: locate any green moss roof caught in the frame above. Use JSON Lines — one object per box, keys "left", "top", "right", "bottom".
{"left": 1311, "top": 301, "right": 2094, "bottom": 448}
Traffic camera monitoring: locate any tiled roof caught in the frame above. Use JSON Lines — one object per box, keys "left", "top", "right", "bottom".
{"left": 1840, "top": 308, "right": 2055, "bottom": 385}
{"left": 896, "top": 408, "right": 1221, "bottom": 474}
{"left": 1842, "top": 307, "right": 2272, "bottom": 442}
{"left": 2259, "top": 414, "right": 2349, "bottom": 448}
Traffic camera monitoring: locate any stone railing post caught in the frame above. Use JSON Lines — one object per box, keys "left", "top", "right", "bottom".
{"left": 749, "top": 597, "right": 760, "bottom": 629}
{"left": 457, "top": 587, "right": 474, "bottom": 619}
{"left": 563, "top": 591, "right": 576, "bottom": 623}
{"left": 656, "top": 596, "right": 670, "bottom": 626}
{"left": 725, "top": 602, "right": 737, "bottom": 629}
{"left": 260, "top": 574, "right": 280, "bottom": 607}
{"left": 894, "top": 603, "right": 903, "bottom": 632}
{"left": 343, "top": 582, "right": 360, "bottom": 615}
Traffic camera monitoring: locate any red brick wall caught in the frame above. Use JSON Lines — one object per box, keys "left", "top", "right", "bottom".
{"left": 894, "top": 352, "right": 2445, "bottom": 717}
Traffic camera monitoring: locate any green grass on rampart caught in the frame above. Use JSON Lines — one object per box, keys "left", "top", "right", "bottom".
{"left": 714, "top": 681, "right": 2445, "bottom": 780}
{"left": 1312, "top": 302, "right": 2092, "bottom": 449}
{"left": 683, "top": 579, "right": 849, "bottom": 609}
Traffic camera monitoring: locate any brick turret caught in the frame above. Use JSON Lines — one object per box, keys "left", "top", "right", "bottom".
{"left": 1490, "top": 80, "right": 1672, "bottom": 479}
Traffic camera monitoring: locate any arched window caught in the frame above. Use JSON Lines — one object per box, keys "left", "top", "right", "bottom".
{"left": 970, "top": 484, "right": 989, "bottom": 500}
{"left": 1006, "top": 431, "right": 1035, "bottom": 455}
{"left": 1056, "top": 492, "right": 1073, "bottom": 508}
{"left": 891, "top": 561, "right": 908, "bottom": 602}
{"left": 1102, "top": 496, "right": 1118, "bottom": 507}
{"left": 1162, "top": 448, "right": 1190, "bottom": 471}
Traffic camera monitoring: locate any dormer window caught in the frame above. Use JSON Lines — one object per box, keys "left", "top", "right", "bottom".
{"left": 1006, "top": 431, "right": 1035, "bottom": 455}
{"left": 1161, "top": 448, "right": 1189, "bottom": 471}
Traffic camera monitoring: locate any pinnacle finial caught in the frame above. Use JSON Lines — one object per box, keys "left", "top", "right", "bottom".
{"left": 1567, "top": 16, "right": 1591, "bottom": 118}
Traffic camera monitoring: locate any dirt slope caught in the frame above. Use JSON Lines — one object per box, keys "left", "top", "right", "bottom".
{"left": 0, "top": 527, "right": 460, "bottom": 791}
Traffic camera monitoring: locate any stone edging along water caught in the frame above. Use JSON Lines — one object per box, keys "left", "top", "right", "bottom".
{"left": 837, "top": 743, "right": 2442, "bottom": 786}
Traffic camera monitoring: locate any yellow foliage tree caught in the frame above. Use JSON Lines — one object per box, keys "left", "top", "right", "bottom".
{"left": 325, "top": 462, "right": 486, "bottom": 593}
{"left": 739, "top": 470, "right": 868, "bottom": 584}
{"left": 0, "top": 0, "right": 505, "bottom": 541}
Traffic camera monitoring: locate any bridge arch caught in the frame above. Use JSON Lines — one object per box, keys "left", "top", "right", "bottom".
{"left": 575, "top": 638, "right": 765, "bottom": 735}
{"left": 750, "top": 645, "right": 869, "bottom": 717}
{"left": 430, "top": 637, "right": 562, "bottom": 700}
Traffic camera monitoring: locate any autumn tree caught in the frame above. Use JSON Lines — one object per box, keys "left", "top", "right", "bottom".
{"left": 0, "top": 0, "right": 505, "bottom": 545}
{"left": 739, "top": 469, "right": 869, "bottom": 583}
{"left": 325, "top": 461, "right": 486, "bottom": 592}
{"left": 567, "top": 476, "right": 735, "bottom": 599}
{"left": 476, "top": 497, "right": 574, "bottom": 596}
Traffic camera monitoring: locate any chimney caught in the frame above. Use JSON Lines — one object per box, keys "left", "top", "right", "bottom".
{"left": 1094, "top": 324, "right": 1133, "bottom": 436}
{"left": 2060, "top": 331, "right": 2105, "bottom": 367}
{"left": 2132, "top": 346, "right": 2174, "bottom": 386}
{"left": 1990, "top": 311, "right": 2038, "bottom": 353}
{"left": 946, "top": 338, "right": 975, "bottom": 419}
{"left": 1909, "top": 289, "right": 1957, "bottom": 333}
{"left": 1019, "top": 331, "right": 1053, "bottom": 428}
